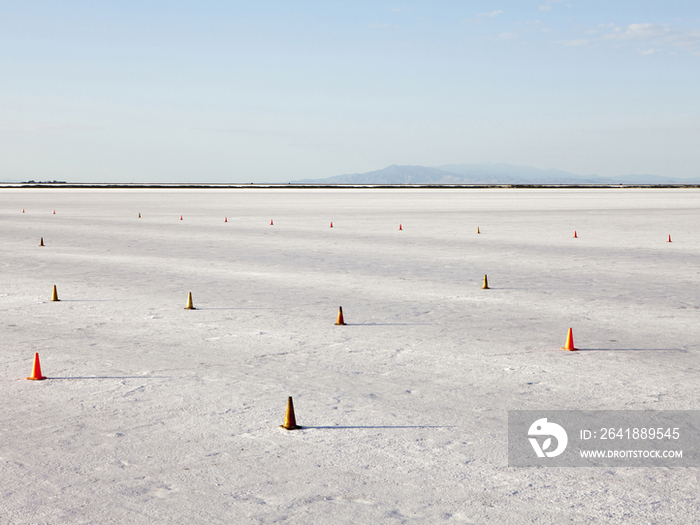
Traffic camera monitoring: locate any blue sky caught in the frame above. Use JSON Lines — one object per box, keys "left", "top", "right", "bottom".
{"left": 1, "top": 1, "right": 699, "bottom": 182}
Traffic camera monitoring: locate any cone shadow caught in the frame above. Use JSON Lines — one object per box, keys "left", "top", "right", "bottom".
{"left": 195, "top": 307, "right": 273, "bottom": 310}
{"left": 47, "top": 376, "right": 170, "bottom": 380}
{"left": 302, "top": 425, "right": 455, "bottom": 430}
{"left": 351, "top": 323, "right": 433, "bottom": 326}
{"left": 577, "top": 348, "right": 688, "bottom": 353}
{"left": 52, "top": 299, "right": 127, "bottom": 303}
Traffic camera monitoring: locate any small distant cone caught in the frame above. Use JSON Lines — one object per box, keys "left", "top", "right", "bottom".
{"left": 477, "top": 227, "right": 480, "bottom": 234}
{"left": 667, "top": 234, "right": 672, "bottom": 243}
{"left": 22, "top": 209, "right": 25, "bottom": 213}
{"left": 27, "top": 353, "right": 47, "bottom": 380}
{"left": 52, "top": 210, "right": 55, "bottom": 214}
{"left": 335, "top": 306, "right": 346, "bottom": 325}
{"left": 561, "top": 328, "right": 578, "bottom": 351}
{"left": 482, "top": 275, "right": 489, "bottom": 289}
{"left": 180, "top": 215, "right": 183, "bottom": 220}
{"left": 330, "top": 221, "right": 333, "bottom": 228}
{"left": 184, "top": 292, "right": 195, "bottom": 310}
{"left": 574, "top": 231, "right": 578, "bottom": 238}
{"left": 51, "top": 285, "right": 59, "bottom": 302}
{"left": 138, "top": 213, "right": 141, "bottom": 218}
{"left": 399, "top": 224, "right": 403, "bottom": 231}
{"left": 270, "top": 219, "right": 274, "bottom": 225}
{"left": 39, "top": 237, "right": 44, "bottom": 246}
{"left": 224, "top": 217, "right": 228, "bottom": 222}
{"left": 280, "top": 396, "right": 301, "bottom": 430}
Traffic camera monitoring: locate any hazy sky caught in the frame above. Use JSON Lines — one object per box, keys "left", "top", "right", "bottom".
{"left": 2, "top": 1, "right": 699, "bottom": 183}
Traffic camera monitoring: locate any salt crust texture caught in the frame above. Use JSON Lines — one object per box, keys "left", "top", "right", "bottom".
{"left": 1, "top": 188, "right": 699, "bottom": 524}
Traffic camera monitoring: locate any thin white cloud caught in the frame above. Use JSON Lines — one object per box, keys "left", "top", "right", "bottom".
{"left": 481, "top": 11, "right": 698, "bottom": 56}
{"left": 539, "top": 0, "right": 564, "bottom": 12}
{"left": 463, "top": 9, "right": 503, "bottom": 25}
{"left": 477, "top": 10, "right": 503, "bottom": 18}
{"left": 669, "top": 30, "right": 700, "bottom": 51}
{"left": 555, "top": 22, "right": 700, "bottom": 55}
{"left": 603, "top": 23, "right": 671, "bottom": 41}
{"left": 558, "top": 39, "right": 591, "bottom": 46}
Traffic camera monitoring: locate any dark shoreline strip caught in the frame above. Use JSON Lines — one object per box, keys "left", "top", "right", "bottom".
{"left": 2, "top": 183, "right": 700, "bottom": 190}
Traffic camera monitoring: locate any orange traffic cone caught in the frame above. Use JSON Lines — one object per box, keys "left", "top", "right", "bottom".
{"left": 399, "top": 224, "right": 403, "bottom": 231}
{"left": 335, "top": 306, "right": 346, "bottom": 325}
{"left": 138, "top": 213, "right": 141, "bottom": 218}
{"left": 22, "top": 209, "right": 25, "bottom": 213}
{"left": 184, "top": 292, "right": 195, "bottom": 310}
{"left": 330, "top": 221, "right": 333, "bottom": 228}
{"left": 477, "top": 227, "right": 480, "bottom": 234}
{"left": 561, "top": 328, "right": 578, "bottom": 351}
{"left": 482, "top": 275, "right": 489, "bottom": 289}
{"left": 27, "top": 353, "right": 47, "bottom": 380}
{"left": 51, "top": 285, "right": 59, "bottom": 302}
{"left": 52, "top": 210, "right": 56, "bottom": 214}
{"left": 224, "top": 217, "right": 228, "bottom": 222}
{"left": 667, "top": 235, "right": 672, "bottom": 242}
{"left": 39, "top": 237, "right": 44, "bottom": 247}
{"left": 270, "top": 219, "right": 274, "bottom": 225}
{"left": 280, "top": 396, "right": 301, "bottom": 430}
{"left": 180, "top": 215, "right": 183, "bottom": 220}
{"left": 574, "top": 231, "right": 578, "bottom": 238}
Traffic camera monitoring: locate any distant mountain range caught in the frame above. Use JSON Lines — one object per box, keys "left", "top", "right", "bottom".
{"left": 293, "top": 163, "right": 700, "bottom": 185}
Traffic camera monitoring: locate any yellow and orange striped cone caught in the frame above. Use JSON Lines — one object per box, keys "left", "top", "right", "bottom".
{"left": 482, "top": 275, "right": 489, "bottom": 289}
{"left": 51, "top": 285, "right": 59, "bottom": 302}
{"left": 184, "top": 292, "right": 195, "bottom": 310}
{"left": 335, "top": 306, "right": 346, "bottom": 325}
{"left": 280, "top": 396, "right": 301, "bottom": 430}
{"left": 561, "top": 328, "right": 578, "bottom": 351}
{"left": 27, "top": 353, "right": 47, "bottom": 380}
